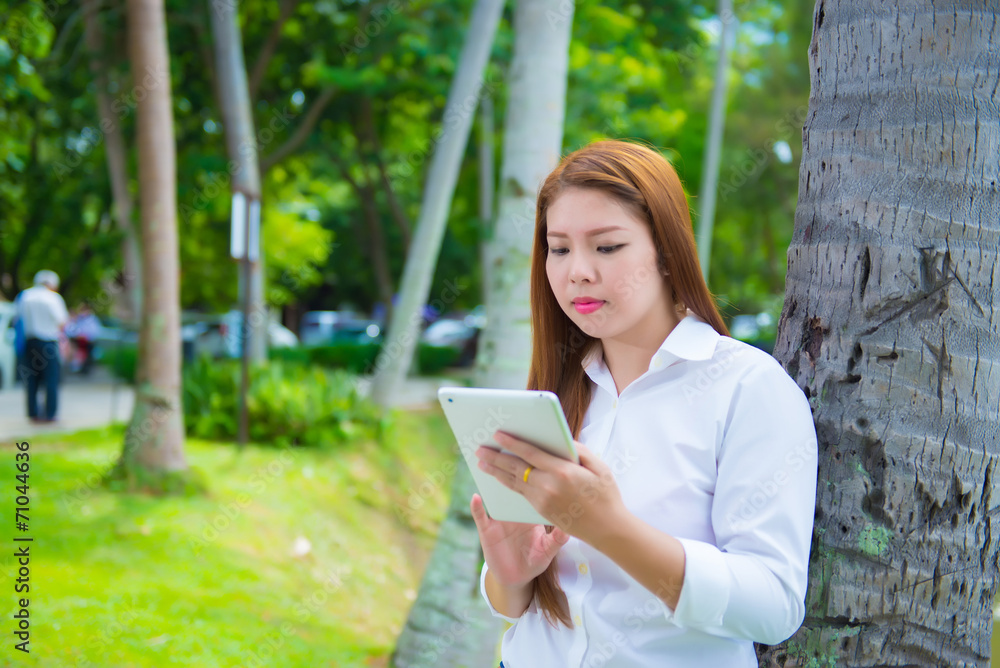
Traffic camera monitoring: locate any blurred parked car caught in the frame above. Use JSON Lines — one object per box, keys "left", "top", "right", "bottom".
{"left": 0, "top": 302, "right": 17, "bottom": 390}
{"left": 193, "top": 310, "right": 299, "bottom": 359}
{"left": 420, "top": 307, "right": 485, "bottom": 367}
{"left": 300, "top": 310, "right": 382, "bottom": 346}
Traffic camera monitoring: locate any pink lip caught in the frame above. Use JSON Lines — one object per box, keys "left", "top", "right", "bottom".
{"left": 573, "top": 300, "right": 605, "bottom": 314}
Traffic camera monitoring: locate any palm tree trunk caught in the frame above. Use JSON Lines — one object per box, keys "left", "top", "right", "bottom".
{"left": 475, "top": 0, "right": 573, "bottom": 390}
{"left": 369, "top": 0, "right": 504, "bottom": 406}
{"left": 119, "top": 0, "right": 186, "bottom": 475}
{"left": 759, "top": 2, "right": 999, "bottom": 665}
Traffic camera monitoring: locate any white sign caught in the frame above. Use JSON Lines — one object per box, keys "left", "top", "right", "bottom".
{"left": 229, "top": 192, "right": 261, "bottom": 260}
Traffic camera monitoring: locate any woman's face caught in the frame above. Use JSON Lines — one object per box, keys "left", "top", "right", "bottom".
{"left": 545, "top": 187, "right": 674, "bottom": 343}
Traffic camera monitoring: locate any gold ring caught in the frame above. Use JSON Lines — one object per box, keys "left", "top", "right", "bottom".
{"left": 523, "top": 466, "right": 534, "bottom": 483}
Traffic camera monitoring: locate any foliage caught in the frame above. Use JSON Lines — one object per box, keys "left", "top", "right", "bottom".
{"left": 104, "top": 343, "right": 139, "bottom": 383}
{"left": 0, "top": 0, "right": 812, "bottom": 330}
{"left": 181, "top": 357, "right": 387, "bottom": 448}
{"left": 10, "top": 414, "right": 456, "bottom": 666}
{"left": 268, "top": 341, "right": 462, "bottom": 375}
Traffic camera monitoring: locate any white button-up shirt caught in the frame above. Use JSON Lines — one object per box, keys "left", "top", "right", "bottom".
{"left": 480, "top": 313, "right": 818, "bottom": 667}
{"left": 16, "top": 285, "right": 69, "bottom": 342}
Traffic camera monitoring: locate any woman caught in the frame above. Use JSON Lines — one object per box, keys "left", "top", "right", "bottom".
{"left": 472, "top": 140, "right": 817, "bottom": 667}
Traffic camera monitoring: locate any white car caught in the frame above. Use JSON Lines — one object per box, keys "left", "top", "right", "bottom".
{"left": 0, "top": 301, "right": 18, "bottom": 390}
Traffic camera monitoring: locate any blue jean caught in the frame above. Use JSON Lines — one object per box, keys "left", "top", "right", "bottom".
{"left": 20, "top": 338, "right": 61, "bottom": 420}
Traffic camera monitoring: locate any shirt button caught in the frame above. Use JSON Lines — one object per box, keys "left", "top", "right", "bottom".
{"left": 612, "top": 399, "right": 618, "bottom": 409}
{"left": 573, "top": 614, "right": 583, "bottom": 626}
{"left": 578, "top": 563, "right": 588, "bottom": 575}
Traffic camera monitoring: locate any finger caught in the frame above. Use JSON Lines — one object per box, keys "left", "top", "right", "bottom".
{"left": 470, "top": 494, "right": 492, "bottom": 531}
{"left": 478, "top": 457, "right": 523, "bottom": 492}
{"left": 575, "top": 442, "right": 611, "bottom": 475}
{"left": 476, "top": 446, "right": 528, "bottom": 478}
{"left": 494, "top": 430, "right": 572, "bottom": 470}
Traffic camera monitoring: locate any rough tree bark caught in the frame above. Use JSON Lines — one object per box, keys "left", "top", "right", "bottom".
{"left": 759, "top": 2, "right": 999, "bottom": 666}
{"left": 118, "top": 0, "right": 187, "bottom": 475}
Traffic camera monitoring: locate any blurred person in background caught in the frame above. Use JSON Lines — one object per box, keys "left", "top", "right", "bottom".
{"left": 66, "top": 303, "right": 101, "bottom": 375}
{"left": 14, "top": 270, "right": 69, "bottom": 423}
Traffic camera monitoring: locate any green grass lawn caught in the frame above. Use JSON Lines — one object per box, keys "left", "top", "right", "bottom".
{"left": 0, "top": 409, "right": 457, "bottom": 668}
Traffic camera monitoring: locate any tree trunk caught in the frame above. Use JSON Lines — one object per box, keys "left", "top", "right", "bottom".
{"left": 210, "top": 0, "right": 267, "bottom": 361}
{"left": 759, "top": 2, "right": 999, "bottom": 666}
{"left": 82, "top": 0, "right": 142, "bottom": 323}
{"left": 694, "top": 0, "right": 735, "bottom": 282}
{"left": 119, "top": 0, "right": 186, "bottom": 474}
{"left": 369, "top": 0, "right": 504, "bottom": 406}
{"left": 475, "top": 0, "right": 573, "bottom": 390}
{"left": 392, "top": 1, "right": 574, "bottom": 666}
{"left": 478, "top": 92, "right": 495, "bottom": 304}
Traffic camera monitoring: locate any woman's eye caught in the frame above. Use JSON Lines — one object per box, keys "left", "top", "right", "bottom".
{"left": 548, "top": 247, "right": 568, "bottom": 256}
{"left": 598, "top": 245, "right": 623, "bottom": 253}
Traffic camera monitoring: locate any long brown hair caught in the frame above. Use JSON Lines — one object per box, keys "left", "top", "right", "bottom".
{"left": 525, "top": 139, "right": 729, "bottom": 627}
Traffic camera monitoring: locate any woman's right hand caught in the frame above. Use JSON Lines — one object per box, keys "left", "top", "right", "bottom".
{"left": 470, "top": 493, "right": 570, "bottom": 587}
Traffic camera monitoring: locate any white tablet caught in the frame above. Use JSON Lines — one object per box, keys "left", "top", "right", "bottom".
{"left": 437, "top": 386, "right": 579, "bottom": 525}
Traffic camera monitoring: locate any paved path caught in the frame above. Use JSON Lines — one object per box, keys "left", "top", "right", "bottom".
{"left": 0, "top": 369, "right": 462, "bottom": 441}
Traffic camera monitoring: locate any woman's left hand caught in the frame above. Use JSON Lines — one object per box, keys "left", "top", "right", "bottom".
{"left": 475, "top": 431, "right": 627, "bottom": 547}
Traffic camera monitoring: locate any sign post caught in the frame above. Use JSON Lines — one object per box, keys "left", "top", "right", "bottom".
{"left": 230, "top": 191, "right": 260, "bottom": 448}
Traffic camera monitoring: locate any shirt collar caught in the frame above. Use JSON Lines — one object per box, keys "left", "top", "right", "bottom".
{"left": 582, "top": 311, "right": 721, "bottom": 384}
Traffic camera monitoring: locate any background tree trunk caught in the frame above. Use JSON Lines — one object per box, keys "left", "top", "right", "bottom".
{"left": 119, "top": 0, "right": 186, "bottom": 474}
{"left": 475, "top": 0, "right": 573, "bottom": 390}
{"left": 392, "top": 1, "right": 575, "bottom": 665}
{"left": 694, "top": 0, "right": 735, "bottom": 282}
{"left": 759, "top": 2, "right": 999, "bottom": 665}
{"left": 82, "top": 0, "right": 142, "bottom": 323}
{"left": 369, "top": 0, "right": 504, "bottom": 406}
{"left": 210, "top": 0, "right": 266, "bottom": 361}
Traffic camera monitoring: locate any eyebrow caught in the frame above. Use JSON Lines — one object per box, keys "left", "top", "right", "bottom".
{"left": 546, "top": 226, "right": 626, "bottom": 238}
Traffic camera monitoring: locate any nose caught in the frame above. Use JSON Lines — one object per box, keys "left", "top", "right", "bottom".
{"left": 568, "top": 252, "right": 596, "bottom": 284}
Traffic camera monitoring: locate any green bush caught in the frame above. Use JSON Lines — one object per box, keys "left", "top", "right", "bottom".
{"left": 181, "top": 358, "right": 387, "bottom": 448}
{"left": 306, "top": 343, "right": 381, "bottom": 374}
{"left": 416, "top": 344, "right": 461, "bottom": 375}
{"left": 103, "top": 344, "right": 138, "bottom": 383}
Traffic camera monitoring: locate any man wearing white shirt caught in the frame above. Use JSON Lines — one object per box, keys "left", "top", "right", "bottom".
{"left": 15, "top": 270, "right": 69, "bottom": 423}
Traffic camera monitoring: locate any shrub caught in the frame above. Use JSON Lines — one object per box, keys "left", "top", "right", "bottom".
{"left": 104, "top": 344, "right": 138, "bottom": 383}
{"left": 416, "top": 345, "right": 461, "bottom": 375}
{"left": 181, "top": 358, "right": 387, "bottom": 448}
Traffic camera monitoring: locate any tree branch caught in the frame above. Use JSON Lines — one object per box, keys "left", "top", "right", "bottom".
{"left": 260, "top": 86, "right": 336, "bottom": 172}
{"left": 248, "top": 0, "right": 300, "bottom": 102}
{"left": 359, "top": 96, "right": 412, "bottom": 250}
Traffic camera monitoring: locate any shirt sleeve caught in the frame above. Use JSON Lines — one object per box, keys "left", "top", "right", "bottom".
{"left": 55, "top": 296, "right": 69, "bottom": 327}
{"left": 661, "top": 355, "right": 818, "bottom": 644}
{"left": 479, "top": 563, "right": 525, "bottom": 624}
